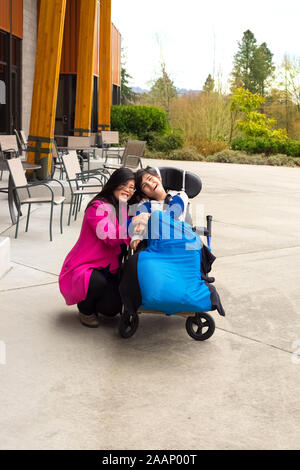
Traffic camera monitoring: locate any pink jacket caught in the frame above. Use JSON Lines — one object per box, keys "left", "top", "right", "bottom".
{"left": 59, "top": 201, "right": 130, "bottom": 305}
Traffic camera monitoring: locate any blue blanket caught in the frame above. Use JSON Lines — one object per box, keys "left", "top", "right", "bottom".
{"left": 137, "top": 211, "right": 217, "bottom": 315}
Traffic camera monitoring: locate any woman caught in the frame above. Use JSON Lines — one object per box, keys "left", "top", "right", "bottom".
{"left": 129, "top": 167, "right": 189, "bottom": 250}
{"left": 59, "top": 168, "right": 135, "bottom": 328}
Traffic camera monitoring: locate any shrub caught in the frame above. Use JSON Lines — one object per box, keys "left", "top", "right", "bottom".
{"left": 231, "top": 136, "right": 300, "bottom": 156}
{"left": 149, "top": 129, "right": 184, "bottom": 153}
{"left": 204, "top": 149, "right": 298, "bottom": 166}
{"left": 266, "top": 154, "right": 295, "bottom": 166}
{"left": 206, "top": 152, "right": 238, "bottom": 163}
{"left": 145, "top": 146, "right": 300, "bottom": 167}
{"left": 145, "top": 147, "right": 203, "bottom": 161}
{"left": 168, "top": 148, "right": 204, "bottom": 161}
{"left": 118, "top": 132, "right": 140, "bottom": 146}
{"left": 188, "top": 139, "right": 228, "bottom": 156}
{"left": 111, "top": 105, "right": 168, "bottom": 138}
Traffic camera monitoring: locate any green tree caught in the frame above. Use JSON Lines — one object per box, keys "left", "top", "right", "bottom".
{"left": 148, "top": 62, "right": 177, "bottom": 115}
{"left": 231, "top": 30, "right": 257, "bottom": 92}
{"left": 250, "top": 42, "right": 275, "bottom": 96}
{"left": 230, "top": 87, "right": 287, "bottom": 139}
{"left": 120, "top": 67, "right": 136, "bottom": 105}
{"left": 231, "top": 30, "right": 274, "bottom": 96}
{"left": 203, "top": 74, "right": 215, "bottom": 93}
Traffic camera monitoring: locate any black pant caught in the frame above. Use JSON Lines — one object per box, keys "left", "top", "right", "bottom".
{"left": 77, "top": 269, "right": 122, "bottom": 316}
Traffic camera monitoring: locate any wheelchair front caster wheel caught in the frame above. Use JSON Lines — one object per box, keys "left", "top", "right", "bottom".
{"left": 119, "top": 311, "right": 139, "bottom": 338}
{"left": 186, "top": 313, "right": 215, "bottom": 341}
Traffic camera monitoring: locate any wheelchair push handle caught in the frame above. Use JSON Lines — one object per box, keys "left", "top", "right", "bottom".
{"left": 206, "top": 215, "right": 212, "bottom": 236}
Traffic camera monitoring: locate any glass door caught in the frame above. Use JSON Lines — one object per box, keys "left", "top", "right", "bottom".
{"left": 55, "top": 74, "right": 77, "bottom": 145}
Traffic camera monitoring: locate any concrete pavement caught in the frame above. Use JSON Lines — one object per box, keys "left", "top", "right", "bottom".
{"left": 0, "top": 159, "right": 300, "bottom": 449}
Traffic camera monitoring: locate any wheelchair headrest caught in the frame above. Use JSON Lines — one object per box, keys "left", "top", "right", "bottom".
{"left": 157, "top": 166, "right": 202, "bottom": 198}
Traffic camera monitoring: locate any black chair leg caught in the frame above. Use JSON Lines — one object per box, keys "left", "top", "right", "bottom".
{"left": 78, "top": 194, "right": 83, "bottom": 213}
{"left": 15, "top": 206, "right": 21, "bottom": 239}
{"left": 72, "top": 195, "right": 77, "bottom": 216}
{"left": 49, "top": 203, "right": 54, "bottom": 241}
{"left": 74, "top": 195, "right": 80, "bottom": 221}
{"left": 68, "top": 194, "right": 74, "bottom": 226}
{"left": 60, "top": 203, "right": 64, "bottom": 234}
{"left": 25, "top": 204, "right": 31, "bottom": 232}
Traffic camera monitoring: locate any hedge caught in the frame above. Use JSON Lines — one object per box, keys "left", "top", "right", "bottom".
{"left": 231, "top": 136, "right": 300, "bottom": 157}
{"left": 111, "top": 105, "right": 168, "bottom": 137}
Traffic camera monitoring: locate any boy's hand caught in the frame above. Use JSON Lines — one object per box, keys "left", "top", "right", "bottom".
{"left": 130, "top": 240, "right": 141, "bottom": 251}
{"left": 132, "top": 213, "right": 150, "bottom": 226}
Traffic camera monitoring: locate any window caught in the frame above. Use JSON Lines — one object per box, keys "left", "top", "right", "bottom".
{"left": 0, "top": 31, "right": 8, "bottom": 133}
{"left": 0, "top": 30, "right": 21, "bottom": 134}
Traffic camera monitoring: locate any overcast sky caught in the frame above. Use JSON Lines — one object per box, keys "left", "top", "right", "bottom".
{"left": 111, "top": 0, "right": 300, "bottom": 91}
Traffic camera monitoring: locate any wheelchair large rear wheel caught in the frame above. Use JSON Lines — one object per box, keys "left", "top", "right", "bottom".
{"left": 186, "top": 313, "right": 215, "bottom": 341}
{"left": 119, "top": 311, "right": 139, "bottom": 338}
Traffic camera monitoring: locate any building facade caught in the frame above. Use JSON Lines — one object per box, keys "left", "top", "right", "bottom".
{"left": 0, "top": 0, "right": 121, "bottom": 137}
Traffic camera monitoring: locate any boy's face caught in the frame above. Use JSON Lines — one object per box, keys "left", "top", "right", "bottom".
{"left": 140, "top": 173, "right": 165, "bottom": 200}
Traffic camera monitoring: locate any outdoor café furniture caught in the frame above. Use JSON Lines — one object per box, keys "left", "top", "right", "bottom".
{"left": 0, "top": 135, "right": 20, "bottom": 157}
{"left": 121, "top": 154, "right": 144, "bottom": 171}
{"left": 101, "top": 131, "right": 123, "bottom": 161}
{"left": 0, "top": 160, "right": 43, "bottom": 224}
{"left": 51, "top": 140, "right": 66, "bottom": 180}
{"left": 6, "top": 158, "right": 65, "bottom": 241}
{"left": 61, "top": 151, "right": 107, "bottom": 225}
{"left": 103, "top": 139, "right": 146, "bottom": 171}
{"left": 14, "top": 129, "right": 28, "bottom": 153}
{"left": 58, "top": 136, "right": 97, "bottom": 173}
{"left": 0, "top": 135, "right": 20, "bottom": 181}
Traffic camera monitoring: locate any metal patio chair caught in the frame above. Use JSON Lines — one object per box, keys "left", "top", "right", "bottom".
{"left": 14, "top": 129, "right": 27, "bottom": 153}
{"left": 0, "top": 135, "right": 20, "bottom": 181}
{"left": 51, "top": 140, "right": 66, "bottom": 180}
{"left": 104, "top": 139, "right": 146, "bottom": 171}
{"left": 7, "top": 158, "right": 65, "bottom": 241}
{"left": 67, "top": 136, "right": 96, "bottom": 173}
{"left": 101, "top": 131, "right": 122, "bottom": 161}
{"left": 61, "top": 151, "right": 107, "bottom": 225}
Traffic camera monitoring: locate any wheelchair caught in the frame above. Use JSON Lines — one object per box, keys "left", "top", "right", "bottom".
{"left": 118, "top": 166, "right": 222, "bottom": 341}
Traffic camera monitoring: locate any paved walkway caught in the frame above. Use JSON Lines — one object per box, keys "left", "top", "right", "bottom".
{"left": 0, "top": 160, "right": 300, "bottom": 449}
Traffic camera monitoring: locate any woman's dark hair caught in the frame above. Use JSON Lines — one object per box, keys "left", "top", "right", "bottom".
{"left": 86, "top": 167, "right": 135, "bottom": 217}
{"left": 133, "top": 167, "right": 160, "bottom": 203}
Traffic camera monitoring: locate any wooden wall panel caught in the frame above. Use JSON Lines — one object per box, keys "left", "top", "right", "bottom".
{"left": 74, "top": 0, "right": 97, "bottom": 135}
{"left": 37, "top": 0, "right": 121, "bottom": 83}
{"left": 116, "top": 26, "right": 121, "bottom": 86}
{"left": 60, "top": 0, "right": 80, "bottom": 74}
{"left": 98, "top": 0, "right": 111, "bottom": 130}
{"left": 0, "top": 0, "right": 23, "bottom": 38}
{"left": 0, "top": 0, "right": 10, "bottom": 33}
{"left": 28, "top": 0, "right": 67, "bottom": 177}
{"left": 93, "top": 0, "right": 99, "bottom": 75}
{"left": 12, "top": 0, "right": 23, "bottom": 38}
{"left": 111, "top": 23, "right": 120, "bottom": 86}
